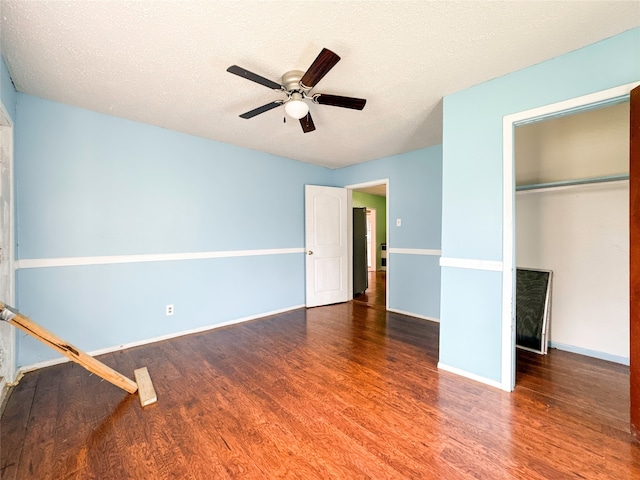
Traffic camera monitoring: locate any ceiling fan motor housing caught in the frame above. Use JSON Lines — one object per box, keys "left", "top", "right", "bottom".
{"left": 282, "top": 70, "right": 307, "bottom": 93}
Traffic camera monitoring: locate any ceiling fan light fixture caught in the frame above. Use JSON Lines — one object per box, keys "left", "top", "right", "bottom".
{"left": 228, "top": 49, "right": 365, "bottom": 133}
{"left": 284, "top": 94, "right": 309, "bottom": 119}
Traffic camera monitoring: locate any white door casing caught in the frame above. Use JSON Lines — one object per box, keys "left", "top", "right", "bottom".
{"left": 502, "top": 82, "right": 640, "bottom": 392}
{"left": 344, "top": 179, "right": 390, "bottom": 307}
{"left": 0, "top": 103, "right": 15, "bottom": 389}
{"left": 305, "top": 185, "right": 349, "bottom": 307}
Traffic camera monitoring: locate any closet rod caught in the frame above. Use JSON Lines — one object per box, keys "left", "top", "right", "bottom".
{"left": 516, "top": 174, "right": 629, "bottom": 192}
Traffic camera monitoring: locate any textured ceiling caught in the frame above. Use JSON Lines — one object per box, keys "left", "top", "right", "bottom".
{"left": 1, "top": 1, "right": 639, "bottom": 169}
{"left": 355, "top": 184, "right": 387, "bottom": 197}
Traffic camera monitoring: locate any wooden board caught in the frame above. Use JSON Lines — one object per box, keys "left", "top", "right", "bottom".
{"left": 0, "top": 302, "right": 138, "bottom": 394}
{"left": 134, "top": 367, "right": 157, "bottom": 407}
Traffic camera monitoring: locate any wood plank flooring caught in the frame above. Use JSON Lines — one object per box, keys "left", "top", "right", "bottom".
{"left": 353, "top": 270, "right": 386, "bottom": 308}
{"left": 1, "top": 300, "right": 637, "bottom": 479}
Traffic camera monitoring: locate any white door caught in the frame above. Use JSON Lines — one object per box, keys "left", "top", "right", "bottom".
{"left": 0, "top": 107, "right": 15, "bottom": 390}
{"left": 305, "top": 185, "right": 349, "bottom": 307}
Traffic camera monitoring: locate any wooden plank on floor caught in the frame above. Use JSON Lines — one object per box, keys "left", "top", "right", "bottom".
{"left": 133, "top": 367, "right": 157, "bottom": 407}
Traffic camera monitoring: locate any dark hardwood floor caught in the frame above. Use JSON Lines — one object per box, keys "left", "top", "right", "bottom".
{"left": 1, "top": 298, "right": 637, "bottom": 479}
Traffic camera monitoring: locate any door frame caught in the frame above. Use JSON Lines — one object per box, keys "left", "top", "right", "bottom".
{"left": 0, "top": 100, "right": 16, "bottom": 388}
{"left": 501, "top": 81, "right": 640, "bottom": 392}
{"left": 345, "top": 179, "right": 389, "bottom": 307}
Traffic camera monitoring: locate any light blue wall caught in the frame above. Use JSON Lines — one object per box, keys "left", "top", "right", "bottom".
{"left": 440, "top": 28, "right": 640, "bottom": 383}
{"left": 1, "top": 55, "right": 16, "bottom": 121}
{"left": 17, "top": 255, "right": 305, "bottom": 365}
{"left": 335, "top": 146, "right": 442, "bottom": 319}
{"left": 14, "top": 94, "right": 333, "bottom": 366}
{"left": 15, "top": 95, "right": 329, "bottom": 258}
{"left": 391, "top": 254, "right": 441, "bottom": 320}
{"left": 337, "top": 147, "right": 442, "bottom": 249}
{"left": 13, "top": 92, "right": 444, "bottom": 366}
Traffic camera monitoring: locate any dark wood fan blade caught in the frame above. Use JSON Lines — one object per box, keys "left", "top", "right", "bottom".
{"left": 227, "top": 65, "right": 283, "bottom": 90}
{"left": 239, "top": 101, "right": 283, "bottom": 119}
{"left": 314, "top": 94, "right": 366, "bottom": 110}
{"left": 299, "top": 113, "right": 316, "bottom": 133}
{"left": 300, "top": 48, "right": 341, "bottom": 88}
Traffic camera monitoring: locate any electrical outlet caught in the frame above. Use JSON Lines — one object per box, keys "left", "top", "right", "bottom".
{"left": 166, "top": 304, "right": 174, "bottom": 316}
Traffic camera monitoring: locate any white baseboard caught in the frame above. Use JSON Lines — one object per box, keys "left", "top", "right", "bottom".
{"left": 387, "top": 308, "right": 439, "bottom": 323}
{"left": 437, "top": 362, "right": 503, "bottom": 390}
{"left": 549, "top": 342, "right": 629, "bottom": 366}
{"left": 15, "top": 304, "right": 305, "bottom": 379}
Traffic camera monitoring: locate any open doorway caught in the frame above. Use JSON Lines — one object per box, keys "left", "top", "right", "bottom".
{"left": 514, "top": 100, "right": 630, "bottom": 369}
{"left": 502, "top": 82, "right": 639, "bottom": 437}
{"left": 502, "top": 82, "right": 638, "bottom": 392}
{"left": 346, "top": 180, "right": 388, "bottom": 309}
{"left": 512, "top": 100, "right": 630, "bottom": 427}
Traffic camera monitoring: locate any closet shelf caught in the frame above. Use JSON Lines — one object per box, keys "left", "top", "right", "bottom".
{"left": 516, "top": 174, "right": 629, "bottom": 192}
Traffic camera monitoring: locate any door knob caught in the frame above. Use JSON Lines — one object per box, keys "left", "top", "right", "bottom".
{"left": 308, "top": 250, "right": 314, "bottom": 255}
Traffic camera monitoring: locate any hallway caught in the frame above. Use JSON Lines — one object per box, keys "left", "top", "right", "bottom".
{"left": 353, "top": 270, "right": 386, "bottom": 308}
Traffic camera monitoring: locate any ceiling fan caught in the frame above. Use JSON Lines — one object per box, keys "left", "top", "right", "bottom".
{"left": 226, "top": 48, "right": 366, "bottom": 133}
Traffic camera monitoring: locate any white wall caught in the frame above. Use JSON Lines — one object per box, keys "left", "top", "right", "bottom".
{"left": 516, "top": 101, "right": 629, "bottom": 185}
{"left": 516, "top": 182, "right": 629, "bottom": 362}
{"left": 515, "top": 102, "right": 630, "bottom": 364}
